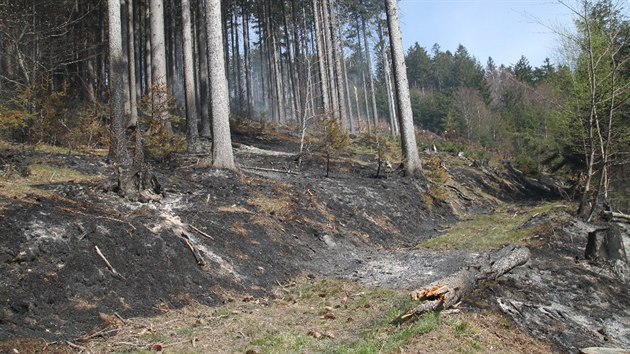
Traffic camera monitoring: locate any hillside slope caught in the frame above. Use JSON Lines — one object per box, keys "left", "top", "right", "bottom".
{"left": 0, "top": 132, "right": 627, "bottom": 352}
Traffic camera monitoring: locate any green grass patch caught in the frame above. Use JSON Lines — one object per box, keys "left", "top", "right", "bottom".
{"left": 0, "top": 139, "right": 107, "bottom": 156}
{"left": 0, "top": 162, "right": 104, "bottom": 199}
{"left": 419, "top": 203, "right": 566, "bottom": 251}
{"left": 83, "top": 279, "right": 552, "bottom": 354}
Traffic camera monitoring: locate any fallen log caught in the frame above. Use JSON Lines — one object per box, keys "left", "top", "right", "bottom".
{"left": 394, "top": 245, "right": 530, "bottom": 324}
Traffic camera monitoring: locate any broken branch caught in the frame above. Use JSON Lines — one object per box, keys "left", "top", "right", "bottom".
{"left": 241, "top": 166, "right": 299, "bottom": 175}
{"left": 189, "top": 224, "right": 214, "bottom": 240}
{"left": 181, "top": 237, "right": 206, "bottom": 266}
{"left": 95, "top": 245, "right": 126, "bottom": 279}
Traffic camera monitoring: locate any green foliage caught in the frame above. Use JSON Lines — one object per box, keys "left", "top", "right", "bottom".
{"left": 0, "top": 105, "right": 29, "bottom": 134}
{"left": 358, "top": 130, "right": 400, "bottom": 177}
{"left": 139, "top": 83, "right": 186, "bottom": 161}
{"left": 67, "top": 103, "right": 110, "bottom": 149}
{"left": 0, "top": 79, "right": 109, "bottom": 149}
{"left": 317, "top": 118, "right": 350, "bottom": 176}
{"left": 143, "top": 121, "right": 186, "bottom": 161}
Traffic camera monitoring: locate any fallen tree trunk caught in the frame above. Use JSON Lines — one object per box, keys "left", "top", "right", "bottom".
{"left": 394, "top": 245, "right": 530, "bottom": 324}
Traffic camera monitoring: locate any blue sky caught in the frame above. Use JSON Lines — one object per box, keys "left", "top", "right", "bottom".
{"left": 398, "top": 0, "right": 575, "bottom": 68}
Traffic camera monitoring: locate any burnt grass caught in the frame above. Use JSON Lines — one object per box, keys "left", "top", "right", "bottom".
{"left": 1, "top": 129, "right": 628, "bottom": 352}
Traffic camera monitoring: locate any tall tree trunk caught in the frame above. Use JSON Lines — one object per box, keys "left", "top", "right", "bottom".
{"left": 127, "top": 0, "right": 139, "bottom": 128}
{"left": 385, "top": 0, "right": 421, "bottom": 174}
{"left": 206, "top": 0, "right": 236, "bottom": 170}
{"left": 342, "top": 46, "right": 355, "bottom": 132}
{"left": 197, "top": 0, "right": 211, "bottom": 137}
{"left": 242, "top": 0, "right": 254, "bottom": 119}
{"left": 181, "top": 0, "right": 199, "bottom": 152}
{"left": 234, "top": 8, "right": 244, "bottom": 116}
{"left": 282, "top": 4, "right": 300, "bottom": 121}
{"left": 312, "top": 0, "right": 330, "bottom": 114}
{"left": 379, "top": 21, "right": 398, "bottom": 136}
{"left": 362, "top": 68, "right": 371, "bottom": 133}
{"left": 143, "top": 1, "right": 152, "bottom": 95}
{"left": 149, "top": 0, "right": 171, "bottom": 131}
{"left": 329, "top": 0, "right": 349, "bottom": 129}
{"left": 321, "top": 0, "right": 338, "bottom": 119}
{"left": 110, "top": 0, "right": 160, "bottom": 202}
{"left": 121, "top": 4, "right": 132, "bottom": 117}
{"left": 354, "top": 17, "right": 370, "bottom": 134}
{"left": 108, "top": 0, "right": 129, "bottom": 165}
{"left": 362, "top": 16, "right": 379, "bottom": 131}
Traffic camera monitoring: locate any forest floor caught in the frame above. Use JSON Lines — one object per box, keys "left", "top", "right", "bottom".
{"left": 0, "top": 126, "right": 628, "bottom": 353}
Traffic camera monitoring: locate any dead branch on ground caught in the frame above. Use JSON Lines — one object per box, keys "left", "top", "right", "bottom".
{"left": 95, "top": 245, "right": 126, "bottom": 280}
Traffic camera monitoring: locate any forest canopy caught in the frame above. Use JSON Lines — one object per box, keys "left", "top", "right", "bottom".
{"left": 0, "top": 0, "right": 628, "bottom": 214}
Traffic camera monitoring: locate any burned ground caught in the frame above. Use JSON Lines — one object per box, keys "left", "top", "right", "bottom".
{"left": 0, "top": 132, "right": 628, "bottom": 353}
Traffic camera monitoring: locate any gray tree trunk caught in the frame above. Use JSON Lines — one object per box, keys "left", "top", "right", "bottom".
{"left": 109, "top": 0, "right": 161, "bottom": 202}
{"left": 197, "top": 0, "right": 211, "bottom": 137}
{"left": 322, "top": 0, "right": 338, "bottom": 119}
{"left": 385, "top": 0, "right": 421, "bottom": 174}
{"left": 329, "top": 0, "right": 348, "bottom": 129}
{"left": 126, "top": 0, "right": 138, "bottom": 128}
{"left": 206, "top": 0, "right": 236, "bottom": 170}
{"left": 181, "top": 0, "right": 199, "bottom": 152}
{"left": 149, "top": 0, "right": 170, "bottom": 131}
{"left": 108, "top": 0, "right": 129, "bottom": 165}
{"left": 242, "top": 1, "right": 254, "bottom": 119}
{"left": 312, "top": 0, "right": 330, "bottom": 114}
{"left": 362, "top": 16, "right": 379, "bottom": 130}
{"left": 143, "top": 2, "right": 152, "bottom": 94}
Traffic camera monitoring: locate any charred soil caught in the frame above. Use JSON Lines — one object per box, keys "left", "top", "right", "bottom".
{"left": 0, "top": 131, "right": 627, "bottom": 353}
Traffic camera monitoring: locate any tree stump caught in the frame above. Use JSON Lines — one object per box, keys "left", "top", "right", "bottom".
{"left": 585, "top": 224, "right": 629, "bottom": 265}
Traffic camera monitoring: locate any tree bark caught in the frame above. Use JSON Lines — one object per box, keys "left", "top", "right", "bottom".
{"left": 362, "top": 16, "right": 379, "bottom": 131}
{"left": 126, "top": 0, "right": 139, "bottom": 128}
{"left": 385, "top": 0, "right": 421, "bottom": 174}
{"left": 149, "top": 0, "right": 171, "bottom": 131}
{"left": 197, "top": 0, "right": 211, "bottom": 137}
{"left": 109, "top": 0, "right": 161, "bottom": 202}
{"left": 181, "top": 0, "right": 199, "bottom": 152}
{"left": 206, "top": 0, "right": 236, "bottom": 170}
{"left": 329, "top": 0, "right": 348, "bottom": 129}
{"left": 242, "top": 0, "right": 254, "bottom": 119}
{"left": 312, "top": 0, "right": 330, "bottom": 115}
{"left": 108, "top": 0, "right": 129, "bottom": 166}
{"left": 395, "top": 246, "right": 531, "bottom": 324}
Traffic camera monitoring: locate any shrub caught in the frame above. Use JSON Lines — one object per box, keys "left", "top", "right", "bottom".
{"left": 143, "top": 120, "right": 186, "bottom": 161}
{"left": 319, "top": 118, "right": 349, "bottom": 177}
